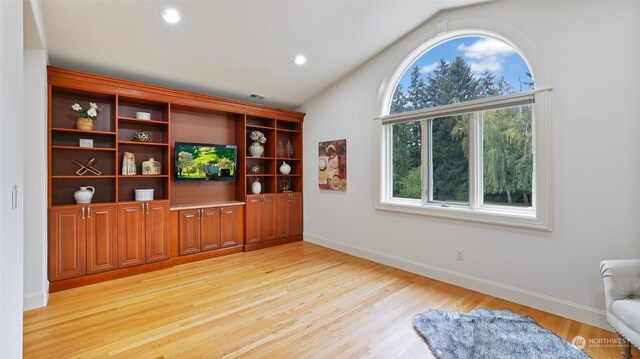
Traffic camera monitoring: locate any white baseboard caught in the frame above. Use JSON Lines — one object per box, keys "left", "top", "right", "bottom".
{"left": 23, "top": 282, "right": 48, "bottom": 311}
{"left": 304, "top": 233, "right": 609, "bottom": 330}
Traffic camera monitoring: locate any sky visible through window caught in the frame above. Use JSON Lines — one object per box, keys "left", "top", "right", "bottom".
{"left": 398, "top": 36, "right": 530, "bottom": 93}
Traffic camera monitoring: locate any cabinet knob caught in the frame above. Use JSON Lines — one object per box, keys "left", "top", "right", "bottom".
{"left": 81, "top": 206, "right": 85, "bottom": 219}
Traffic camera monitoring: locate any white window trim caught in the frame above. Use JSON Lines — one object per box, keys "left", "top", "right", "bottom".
{"left": 375, "top": 90, "right": 551, "bottom": 231}
{"left": 374, "top": 36, "right": 553, "bottom": 231}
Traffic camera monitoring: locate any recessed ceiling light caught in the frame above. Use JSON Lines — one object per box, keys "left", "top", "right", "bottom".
{"left": 294, "top": 55, "right": 307, "bottom": 65}
{"left": 162, "top": 8, "right": 181, "bottom": 24}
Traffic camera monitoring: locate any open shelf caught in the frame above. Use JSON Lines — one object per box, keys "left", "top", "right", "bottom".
{"left": 50, "top": 87, "right": 116, "bottom": 132}
{"left": 118, "top": 117, "right": 169, "bottom": 126}
{"left": 118, "top": 141, "right": 169, "bottom": 147}
{"left": 51, "top": 128, "right": 116, "bottom": 136}
{"left": 52, "top": 177, "right": 116, "bottom": 206}
{"left": 247, "top": 176, "right": 276, "bottom": 195}
{"left": 51, "top": 148, "right": 116, "bottom": 177}
{"left": 275, "top": 128, "right": 301, "bottom": 133}
{"left": 246, "top": 115, "right": 275, "bottom": 128}
{"left": 52, "top": 175, "right": 116, "bottom": 179}
{"left": 276, "top": 176, "right": 302, "bottom": 193}
{"left": 118, "top": 97, "right": 168, "bottom": 122}
{"left": 118, "top": 176, "right": 169, "bottom": 202}
{"left": 52, "top": 145, "right": 116, "bottom": 152}
{"left": 276, "top": 120, "right": 302, "bottom": 132}
{"left": 51, "top": 130, "right": 116, "bottom": 150}
{"left": 119, "top": 175, "right": 169, "bottom": 179}
{"left": 118, "top": 145, "right": 168, "bottom": 176}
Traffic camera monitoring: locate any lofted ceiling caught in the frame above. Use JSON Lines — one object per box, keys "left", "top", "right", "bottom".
{"left": 41, "top": 0, "right": 484, "bottom": 109}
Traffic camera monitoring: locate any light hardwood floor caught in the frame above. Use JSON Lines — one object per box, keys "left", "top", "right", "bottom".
{"left": 24, "top": 241, "right": 634, "bottom": 358}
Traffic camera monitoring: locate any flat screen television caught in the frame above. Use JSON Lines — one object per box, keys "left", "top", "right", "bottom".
{"left": 174, "top": 142, "right": 237, "bottom": 181}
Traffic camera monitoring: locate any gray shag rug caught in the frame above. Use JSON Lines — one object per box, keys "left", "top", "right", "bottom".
{"left": 412, "top": 309, "right": 591, "bottom": 359}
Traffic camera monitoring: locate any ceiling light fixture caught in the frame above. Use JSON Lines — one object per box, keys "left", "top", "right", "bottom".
{"left": 294, "top": 55, "right": 307, "bottom": 65}
{"left": 162, "top": 8, "right": 181, "bottom": 24}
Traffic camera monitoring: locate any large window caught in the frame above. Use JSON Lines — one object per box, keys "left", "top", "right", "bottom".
{"left": 377, "top": 33, "right": 551, "bottom": 230}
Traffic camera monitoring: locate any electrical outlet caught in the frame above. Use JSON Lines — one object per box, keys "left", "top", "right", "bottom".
{"left": 455, "top": 249, "right": 464, "bottom": 261}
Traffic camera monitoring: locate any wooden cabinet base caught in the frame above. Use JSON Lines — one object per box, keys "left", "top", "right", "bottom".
{"left": 243, "top": 235, "right": 302, "bottom": 252}
{"left": 49, "top": 245, "right": 243, "bottom": 292}
{"left": 171, "top": 245, "right": 242, "bottom": 266}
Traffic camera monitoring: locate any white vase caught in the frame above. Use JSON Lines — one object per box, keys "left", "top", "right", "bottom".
{"left": 251, "top": 178, "right": 262, "bottom": 194}
{"left": 249, "top": 142, "right": 264, "bottom": 157}
{"left": 279, "top": 161, "right": 291, "bottom": 175}
{"left": 74, "top": 186, "right": 95, "bottom": 204}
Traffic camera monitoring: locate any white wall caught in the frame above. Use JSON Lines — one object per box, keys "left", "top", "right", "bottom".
{"left": 23, "top": 49, "right": 48, "bottom": 310}
{"left": 300, "top": 1, "right": 640, "bottom": 329}
{"left": 23, "top": 0, "right": 49, "bottom": 311}
{"left": 0, "top": 0, "right": 25, "bottom": 357}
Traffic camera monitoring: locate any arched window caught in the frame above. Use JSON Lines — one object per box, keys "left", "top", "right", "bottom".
{"left": 376, "top": 31, "right": 552, "bottom": 230}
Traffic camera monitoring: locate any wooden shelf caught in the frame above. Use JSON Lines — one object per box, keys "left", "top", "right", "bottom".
{"left": 52, "top": 145, "right": 116, "bottom": 152}
{"left": 246, "top": 174, "right": 274, "bottom": 177}
{"left": 52, "top": 175, "right": 116, "bottom": 179}
{"left": 51, "top": 128, "right": 116, "bottom": 136}
{"left": 117, "top": 141, "right": 169, "bottom": 147}
{"left": 118, "top": 117, "right": 168, "bottom": 126}
{"left": 246, "top": 124, "right": 274, "bottom": 130}
{"left": 276, "top": 128, "right": 301, "bottom": 134}
{"left": 276, "top": 157, "right": 301, "bottom": 161}
{"left": 247, "top": 156, "right": 275, "bottom": 160}
{"left": 118, "top": 175, "right": 169, "bottom": 179}
{"left": 277, "top": 174, "right": 301, "bottom": 177}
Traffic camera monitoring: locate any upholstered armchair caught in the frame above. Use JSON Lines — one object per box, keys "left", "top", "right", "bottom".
{"left": 601, "top": 260, "right": 640, "bottom": 358}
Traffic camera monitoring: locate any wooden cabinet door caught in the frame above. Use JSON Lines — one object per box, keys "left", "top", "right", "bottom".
{"left": 276, "top": 194, "right": 291, "bottom": 237}
{"left": 179, "top": 209, "right": 201, "bottom": 255}
{"left": 146, "top": 201, "right": 170, "bottom": 263}
{"left": 86, "top": 204, "right": 118, "bottom": 274}
{"left": 246, "top": 195, "right": 263, "bottom": 244}
{"left": 290, "top": 193, "right": 303, "bottom": 236}
{"left": 220, "top": 206, "right": 239, "bottom": 248}
{"left": 262, "top": 194, "right": 277, "bottom": 241}
{"left": 117, "top": 202, "right": 146, "bottom": 268}
{"left": 201, "top": 207, "right": 221, "bottom": 252}
{"left": 49, "top": 206, "right": 86, "bottom": 281}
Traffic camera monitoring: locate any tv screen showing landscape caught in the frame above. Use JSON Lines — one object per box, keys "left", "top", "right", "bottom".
{"left": 175, "top": 142, "right": 237, "bottom": 181}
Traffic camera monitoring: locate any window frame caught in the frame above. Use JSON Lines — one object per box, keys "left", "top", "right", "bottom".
{"left": 375, "top": 32, "right": 552, "bottom": 231}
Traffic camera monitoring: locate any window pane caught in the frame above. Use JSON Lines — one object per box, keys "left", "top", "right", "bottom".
{"left": 483, "top": 105, "right": 533, "bottom": 207}
{"left": 390, "top": 36, "right": 534, "bottom": 115}
{"left": 392, "top": 121, "right": 422, "bottom": 199}
{"left": 430, "top": 115, "right": 469, "bottom": 203}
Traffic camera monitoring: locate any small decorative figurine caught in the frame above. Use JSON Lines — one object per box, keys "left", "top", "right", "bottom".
{"left": 122, "top": 152, "right": 137, "bottom": 175}
{"left": 133, "top": 130, "right": 151, "bottom": 142}
{"left": 277, "top": 140, "right": 285, "bottom": 157}
{"left": 280, "top": 178, "right": 291, "bottom": 192}
{"left": 285, "top": 140, "right": 294, "bottom": 158}
{"left": 74, "top": 158, "right": 101, "bottom": 176}
{"left": 249, "top": 164, "right": 261, "bottom": 174}
{"left": 142, "top": 158, "right": 161, "bottom": 175}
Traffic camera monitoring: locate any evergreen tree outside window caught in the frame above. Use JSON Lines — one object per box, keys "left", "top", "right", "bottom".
{"left": 378, "top": 32, "right": 552, "bottom": 230}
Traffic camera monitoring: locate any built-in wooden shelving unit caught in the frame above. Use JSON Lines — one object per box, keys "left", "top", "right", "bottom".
{"left": 47, "top": 66, "right": 304, "bottom": 291}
